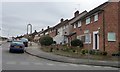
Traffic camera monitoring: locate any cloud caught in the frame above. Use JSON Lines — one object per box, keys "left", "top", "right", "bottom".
{"left": 1, "top": 1, "right": 108, "bottom": 37}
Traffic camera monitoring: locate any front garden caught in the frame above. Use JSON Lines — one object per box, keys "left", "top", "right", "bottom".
{"left": 39, "top": 35, "right": 120, "bottom": 61}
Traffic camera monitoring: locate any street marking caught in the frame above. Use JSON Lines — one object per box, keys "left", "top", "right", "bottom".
{"left": 19, "top": 62, "right": 30, "bottom": 65}
{"left": 103, "top": 67, "right": 114, "bottom": 69}
{"left": 79, "top": 65, "right": 91, "bottom": 67}
{"left": 99, "top": 61, "right": 107, "bottom": 63}
{"left": 69, "top": 64, "right": 79, "bottom": 66}
{"left": 93, "top": 66, "right": 101, "bottom": 68}
{"left": 59, "top": 64, "right": 68, "bottom": 66}
{"left": 6, "top": 61, "right": 16, "bottom": 65}
{"left": 34, "top": 62, "right": 43, "bottom": 65}
{"left": 46, "top": 63, "right": 54, "bottom": 66}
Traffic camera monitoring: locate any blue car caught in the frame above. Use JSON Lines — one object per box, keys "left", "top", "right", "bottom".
{"left": 20, "top": 38, "right": 28, "bottom": 47}
{"left": 9, "top": 41, "right": 25, "bottom": 53}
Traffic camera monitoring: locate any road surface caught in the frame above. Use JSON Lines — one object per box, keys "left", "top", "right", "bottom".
{"left": 1, "top": 42, "right": 118, "bottom": 70}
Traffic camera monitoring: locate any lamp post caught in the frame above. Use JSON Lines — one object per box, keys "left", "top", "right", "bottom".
{"left": 87, "top": 32, "right": 90, "bottom": 63}
{"left": 27, "top": 23, "right": 32, "bottom": 46}
{"left": 84, "top": 30, "right": 90, "bottom": 63}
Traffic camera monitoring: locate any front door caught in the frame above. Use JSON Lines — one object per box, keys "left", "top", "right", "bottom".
{"left": 93, "top": 31, "right": 99, "bottom": 50}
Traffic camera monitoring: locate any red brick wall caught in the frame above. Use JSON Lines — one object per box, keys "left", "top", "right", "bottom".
{"left": 119, "top": 1, "right": 120, "bottom": 51}
{"left": 103, "top": 2, "right": 119, "bottom": 54}
{"left": 70, "top": 2, "right": 119, "bottom": 54}
{"left": 79, "top": 12, "right": 104, "bottom": 51}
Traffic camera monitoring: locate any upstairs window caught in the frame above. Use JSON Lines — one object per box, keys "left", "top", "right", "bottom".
{"left": 94, "top": 14, "right": 98, "bottom": 22}
{"left": 78, "top": 21, "right": 81, "bottom": 27}
{"left": 73, "top": 24, "right": 76, "bottom": 28}
{"left": 86, "top": 17, "right": 90, "bottom": 25}
{"left": 55, "top": 29, "right": 58, "bottom": 35}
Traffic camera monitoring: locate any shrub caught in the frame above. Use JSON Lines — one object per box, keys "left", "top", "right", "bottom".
{"left": 95, "top": 51, "right": 102, "bottom": 55}
{"left": 81, "top": 49, "right": 88, "bottom": 55}
{"left": 112, "top": 51, "right": 120, "bottom": 56}
{"left": 71, "top": 39, "right": 83, "bottom": 47}
{"left": 39, "top": 35, "right": 53, "bottom": 46}
{"left": 89, "top": 50, "right": 96, "bottom": 55}
{"left": 101, "top": 51, "right": 108, "bottom": 56}
{"left": 53, "top": 41, "right": 56, "bottom": 45}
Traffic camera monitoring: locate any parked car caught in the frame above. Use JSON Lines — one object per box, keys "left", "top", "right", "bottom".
{"left": 9, "top": 41, "right": 25, "bottom": 53}
{"left": 7, "top": 37, "right": 13, "bottom": 42}
{"left": 20, "top": 38, "right": 28, "bottom": 47}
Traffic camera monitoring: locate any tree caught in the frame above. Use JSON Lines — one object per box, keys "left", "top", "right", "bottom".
{"left": 71, "top": 39, "right": 83, "bottom": 47}
{"left": 39, "top": 35, "right": 53, "bottom": 46}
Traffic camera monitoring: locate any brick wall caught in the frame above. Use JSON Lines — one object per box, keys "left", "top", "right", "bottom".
{"left": 70, "top": 2, "right": 119, "bottom": 54}
{"left": 118, "top": 1, "right": 120, "bottom": 51}
{"left": 103, "top": 2, "right": 119, "bottom": 54}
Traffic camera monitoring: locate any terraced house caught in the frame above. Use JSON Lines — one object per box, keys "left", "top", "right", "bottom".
{"left": 68, "top": 2, "right": 120, "bottom": 54}
{"left": 34, "top": 1, "right": 120, "bottom": 54}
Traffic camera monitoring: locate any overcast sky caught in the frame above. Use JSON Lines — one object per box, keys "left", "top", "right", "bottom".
{"left": 1, "top": 0, "right": 108, "bottom": 37}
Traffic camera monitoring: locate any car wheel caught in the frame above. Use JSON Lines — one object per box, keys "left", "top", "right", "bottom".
{"left": 21, "top": 50, "right": 24, "bottom": 53}
{"left": 9, "top": 49, "right": 12, "bottom": 53}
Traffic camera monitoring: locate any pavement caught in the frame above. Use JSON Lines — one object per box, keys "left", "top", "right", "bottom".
{"left": 0, "top": 40, "right": 7, "bottom": 45}
{"left": 25, "top": 42, "right": 120, "bottom": 68}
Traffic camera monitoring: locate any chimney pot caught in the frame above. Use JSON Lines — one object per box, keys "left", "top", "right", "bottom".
{"left": 42, "top": 29, "right": 44, "bottom": 31}
{"left": 47, "top": 26, "right": 50, "bottom": 29}
{"left": 74, "top": 10, "right": 79, "bottom": 17}
{"left": 60, "top": 18, "right": 64, "bottom": 22}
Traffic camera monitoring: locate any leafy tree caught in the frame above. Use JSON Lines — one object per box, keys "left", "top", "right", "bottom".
{"left": 39, "top": 35, "right": 53, "bottom": 46}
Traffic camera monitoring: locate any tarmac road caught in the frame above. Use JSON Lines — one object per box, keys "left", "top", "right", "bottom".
{"left": 1, "top": 42, "right": 118, "bottom": 70}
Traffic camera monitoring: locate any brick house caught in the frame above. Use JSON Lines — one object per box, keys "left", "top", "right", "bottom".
{"left": 69, "top": 1, "right": 120, "bottom": 54}
{"left": 50, "top": 19, "right": 70, "bottom": 44}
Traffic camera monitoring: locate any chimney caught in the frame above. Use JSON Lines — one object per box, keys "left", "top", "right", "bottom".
{"left": 42, "top": 29, "right": 44, "bottom": 31}
{"left": 60, "top": 18, "right": 64, "bottom": 22}
{"left": 47, "top": 26, "right": 50, "bottom": 29}
{"left": 74, "top": 10, "right": 79, "bottom": 17}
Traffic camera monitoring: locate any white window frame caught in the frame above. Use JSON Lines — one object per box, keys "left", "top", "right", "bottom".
{"left": 108, "top": 32, "right": 116, "bottom": 41}
{"left": 94, "top": 14, "right": 98, "bottom": 22}
{"left": 78, "top": 21, "right": 81, "bottom": 27}
{"left": 73, "top": 24, "right": 76, "bottom": 28}
{"left": 86, "top": 17, "right": 90, "bottom": 25}
{"left": 85, "top": 33, "right": 91, "bottom": 44}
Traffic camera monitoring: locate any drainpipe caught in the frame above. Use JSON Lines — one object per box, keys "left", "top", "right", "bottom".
{"left": 102, "top": 10, "right": 105, "bottom": 52}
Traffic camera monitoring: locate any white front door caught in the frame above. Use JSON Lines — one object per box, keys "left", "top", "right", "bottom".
{"left": 93, "top": 31, "right": 99, "bottom": 50}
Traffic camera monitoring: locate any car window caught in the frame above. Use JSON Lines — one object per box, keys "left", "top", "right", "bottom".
{"left": 11, "top": 41, "right": 24, "bottom": 45}
{"left": 20, "top": 38, "right": 28, "bottom": 42}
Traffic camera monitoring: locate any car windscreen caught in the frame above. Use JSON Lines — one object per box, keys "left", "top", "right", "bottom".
{"left": 11, "top": 41, "right": 24, "bottom": 45}
{"left": 20, "top": 38, "right": 28, "bottom": 42}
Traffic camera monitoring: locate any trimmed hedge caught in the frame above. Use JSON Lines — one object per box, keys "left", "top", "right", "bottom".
{"left": 39, "top": 35, "right": 53, "bottom": 46}
{"left": 71, "top": 39, "right": 83, "bottom": 47}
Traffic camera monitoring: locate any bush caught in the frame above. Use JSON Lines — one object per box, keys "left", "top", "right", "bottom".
{"left": 71, "top": 39, "right": 83, "bottom": 47}
{"left": 39, "top": 35, "right": 53, "bottom": 46}
{"left": 95, "top": 51, "right": 102, "bottom": 55}
{"left": 101, "top": 51, "right": 107, "bottom": 56}
{"left": 81, "top": 49, "right": 88, "bottom": 55}
{"left": 89, "top": 50, "right": 96, "bottom": 55}
{"left": 53, "top": 41, "right": 56, "bottom": 45}
{"left": 112, "top": 51, "right": 120, "bottom": 56}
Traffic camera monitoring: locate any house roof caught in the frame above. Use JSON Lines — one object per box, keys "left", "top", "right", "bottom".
{"left": 70, "top": 10, "right": 88, "bottom": 25}
{"left": 70, "top": 2, "right": 109, "bottom": 25}
{"left": 53, "top": 19, "right": 70, "bottom": 29}
{"left": 81, "top": 2, "right": 109, "bottom": 19}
